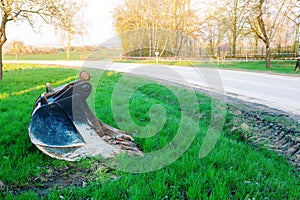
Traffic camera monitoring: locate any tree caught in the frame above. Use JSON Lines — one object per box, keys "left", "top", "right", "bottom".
{"left": 113, "top": 0, "right": 150, "bottom": 56}
{"left": 113, "top": 0, "right": 200, "bottom": 57}
{"left": 220, "top": 0, "right": 249, "bottom": 57}
{"left": 53, "top": 0, "right": 87, "bottom": 60}
{"left": 282, "top": 0, "right": 300, "bottom": 56}
{"left": 6, "top": 40, "right": 27, "bottom": 60}
{"left": 0, "top": 0, "right": 62, "bottom": 80}
{"left": 197, "top": 1, "right": 231, "bottom": 58}
{"left": 248, "top": 0, "right": 291, "bottom": 68}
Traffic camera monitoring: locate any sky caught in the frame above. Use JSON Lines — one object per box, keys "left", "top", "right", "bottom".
{"left": 6, "top": 0, "right": 215, "bottom": 47}
{"left": 6, "top": 0, "right": 121, "bottom": 47}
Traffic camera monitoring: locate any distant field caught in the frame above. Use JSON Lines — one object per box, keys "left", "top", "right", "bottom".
{"left": 1, "top": 64, "right": 299, "bottom": 199}
{"left": 3, "top": 52, "right": 83, "bottom": 60}
{"left": 3, "top": 49, "right": 121, "bottom": 61}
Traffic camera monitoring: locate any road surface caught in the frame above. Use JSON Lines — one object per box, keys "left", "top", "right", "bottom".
{"left": 5, "top": 60, "right": 300, "bottom": 116}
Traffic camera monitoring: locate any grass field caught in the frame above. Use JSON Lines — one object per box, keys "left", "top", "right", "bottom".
{"left": 116, "top": 59, "right": 299, "bottom": 75}
{"left": 0, "top": 64, "right": 299, "bottom": 199}
{"left": 215, "top": 60, "right": 299, "bottom": 75}
{"left": 3, "top": 52, "right": 83, "bottom": 61}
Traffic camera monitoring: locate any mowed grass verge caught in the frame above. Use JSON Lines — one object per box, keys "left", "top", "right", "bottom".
{"left": 116, "top": 59, "right": 300, "bottom": 75}
{"left": 215, "top": 60, "right": 300, "bottom": 75}
{"left": 0, "top": 64, "right": 299, "bottom": 199}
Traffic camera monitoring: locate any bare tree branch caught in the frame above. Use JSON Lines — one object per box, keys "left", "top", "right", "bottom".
{"left": 0, "top": 0, "right": 64, "bottom": 80}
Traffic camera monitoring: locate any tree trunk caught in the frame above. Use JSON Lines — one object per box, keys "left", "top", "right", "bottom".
{"left": 255, "top": 37, "right": 259, "bottom": 57}
{"left": 232, "top": 28, "right": 237, "bottom": 57}
{"left": 266, "top": 45, "right": 270, "bottom": 68}
{"left": 160, "top": 37, "right": 168, "bottom": 57}
{"left": 149, "top": 28, "right": 152, "bottom": 57}
{"left": 67, "top": 29, "right": 71, "bottom": 60}
{"left": 0, "top": 45, "right": 2, "bottom": 80}
{"left": 293, "top": 22, "right": 299, "bottom": 56}
{"left": 232, "top": 42, "right": 236, "bottom": 58}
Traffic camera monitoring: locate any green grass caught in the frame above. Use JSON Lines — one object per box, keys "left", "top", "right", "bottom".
{"left": 114, "top": 59, "right": 215, "bottom": 67}
{"left": 0, "top": 65, "right": 79, "bottom": 185}
{"left": 116, "top": 59, "right": 300, "bottom": 75}
{"left": 3, "top": 48, "right": 121, "bottom": 61}
{"left": 215, "top": 60, "right": 299, "bottom": 75}
{"left": 4, "top": 51, "right": 300, "bottom": 75}
{"left": 3, "top": 52, "right": 83, "bottom": 60}
{"left": 0, "top": 64, "right": 299, "bottom": 199}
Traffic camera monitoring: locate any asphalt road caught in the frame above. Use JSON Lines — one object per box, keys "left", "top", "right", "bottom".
{"left": 6, "top": 60, "right": 300, "bottom": 116}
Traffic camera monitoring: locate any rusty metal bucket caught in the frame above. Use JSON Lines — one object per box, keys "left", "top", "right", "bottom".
{"left": 28, "top": 71, "right": 142, "bottom": 161}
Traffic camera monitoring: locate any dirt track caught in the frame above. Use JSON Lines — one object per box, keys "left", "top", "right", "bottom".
{"left": 227, "top": 100, "right": 300, "bottom": 170}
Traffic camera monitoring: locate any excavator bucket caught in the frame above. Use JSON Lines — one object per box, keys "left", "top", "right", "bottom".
{"left": 28, "top": 71, "right": 142, "bottom": 161}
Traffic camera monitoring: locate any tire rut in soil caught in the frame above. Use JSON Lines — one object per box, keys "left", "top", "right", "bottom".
{"left": 228, "top": 105, "right": 300, "bottom": 170}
